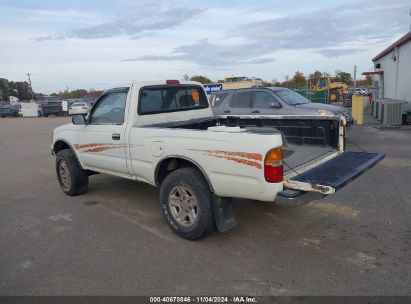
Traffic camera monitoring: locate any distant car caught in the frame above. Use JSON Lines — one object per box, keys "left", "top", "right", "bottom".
{"left": 349, "top": 88, "right": 367, "bottom": 96}
{"left": 356, "top": 88, "right": 367, "bottom": 95}
{"left": 0, "top": 101, "right": 20, "bottom": 117}
{"left": 38, "top": 102, "right": 64, "bottom": 117}
{"left": 210, "top": 87, "right": 353, "bottom": 126}
{"left": 68, "top": 102, "right": 91, "bottom": 115}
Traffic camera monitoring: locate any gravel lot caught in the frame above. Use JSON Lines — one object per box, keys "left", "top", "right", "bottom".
{"left": 0, "top": 117, "right": 410, "bottom": 296}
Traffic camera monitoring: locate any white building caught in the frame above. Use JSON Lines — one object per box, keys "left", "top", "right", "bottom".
{"left": 372, "top": 32, "right": 411, "bottom": 106}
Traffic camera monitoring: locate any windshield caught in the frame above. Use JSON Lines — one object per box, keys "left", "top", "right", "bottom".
{"left": 273, "top": 88, "right": 311, "bottom": 106}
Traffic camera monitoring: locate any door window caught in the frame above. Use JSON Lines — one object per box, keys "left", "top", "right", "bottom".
{"left": 252, "top": 91, "right": 280, "bottom": 108}
{"left": 90, "top": 90, "right": 128, "bottom": 124}
{"left": 232, "top": 92, "right": 250, "bottom": 108}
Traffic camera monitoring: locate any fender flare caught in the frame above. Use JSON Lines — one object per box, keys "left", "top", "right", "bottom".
{"left": 154, "top": 155, "right": 215, "bottom": 193}
{"left": 53, "top": 139, "right": 84, "bottom": 169}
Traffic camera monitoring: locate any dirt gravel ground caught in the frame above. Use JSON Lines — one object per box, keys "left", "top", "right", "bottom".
{"left": 0, "top": 117, "right": 410, "bottom": 296}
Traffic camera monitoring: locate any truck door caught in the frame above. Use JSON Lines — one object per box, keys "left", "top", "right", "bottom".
{"left": 76, "top": 88, "right": 130, "bottom": 175}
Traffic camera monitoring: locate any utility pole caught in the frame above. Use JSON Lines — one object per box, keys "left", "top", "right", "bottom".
{"left": 353, "top": 65, "right": 357, "bottom": 89}
{"left": 285, "top": 75, "right": 289, "bottom": 88}
{"left": 27, "top": 73, "right": 34, "bottom": 101}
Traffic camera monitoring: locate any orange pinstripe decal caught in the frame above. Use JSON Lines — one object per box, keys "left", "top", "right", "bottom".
{"left": 189, "top": 149, "right": 263, "bottom": 169}
{"left": 74, "top": 143, "right": 127, "bottom": 153}
{"left": 198, "top": 150, "right": 262, "bottom": 161}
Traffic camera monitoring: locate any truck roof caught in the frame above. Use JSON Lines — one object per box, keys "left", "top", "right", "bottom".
{"left": 113, "top": 80, "right": 203, "bottom": 89}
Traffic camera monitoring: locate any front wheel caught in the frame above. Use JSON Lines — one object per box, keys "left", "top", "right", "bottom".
{"left": 56, "top": 149, "right": 89, "bottom": 196}
{"left": 160, "top": 167, "right": 215, "bottom": 240}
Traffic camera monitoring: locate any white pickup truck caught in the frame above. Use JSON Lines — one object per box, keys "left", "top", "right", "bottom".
{"left": 52, "top": 80, "right": 384, "bottom": 240}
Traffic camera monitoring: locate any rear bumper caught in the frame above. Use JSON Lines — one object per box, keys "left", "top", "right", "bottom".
{"left": 276, "top": 189, "right": 324, "bottom": 206}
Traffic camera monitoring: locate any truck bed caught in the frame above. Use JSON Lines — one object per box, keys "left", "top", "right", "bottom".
{"left": 143, "top": 115, "right": 342, "bottom": 174}
{"left": 283, "top": 144, "right": 336, "bottom": 173}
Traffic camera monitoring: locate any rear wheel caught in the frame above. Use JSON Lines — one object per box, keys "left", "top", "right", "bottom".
{"left": 56, "top": 149, "right": 88, "bottom": 196}
{"left": 160, "top": 167, "right": 215, "bottom": 240}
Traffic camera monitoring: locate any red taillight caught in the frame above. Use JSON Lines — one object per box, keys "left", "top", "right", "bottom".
{"left": 264, "top": 148, "right": 283, "bottom": 183}
{"left": 166, "top": 79, "right": 180, "bottom": 84}
{"left": 264, "top": 165, "right": 283, "bottom": 183}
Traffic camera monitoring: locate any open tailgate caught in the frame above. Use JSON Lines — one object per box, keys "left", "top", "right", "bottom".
{"left": 277, "top": 151, "right": 385, "bottom": 206}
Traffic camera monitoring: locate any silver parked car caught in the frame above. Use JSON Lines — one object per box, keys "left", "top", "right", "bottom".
{"left": 210, "top": 87, "right": 353, "bottom": 126}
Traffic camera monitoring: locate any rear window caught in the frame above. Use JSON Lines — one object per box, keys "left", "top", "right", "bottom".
{"left": 210, "top": 93, "right": 229, "bottom": 107}
{"left": 138, "top": 85, "right": 208, "bottom": 115}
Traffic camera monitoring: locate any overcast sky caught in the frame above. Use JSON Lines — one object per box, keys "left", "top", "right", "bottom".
{"left": 0, "top": 0, "right": 410, "bottom": 93}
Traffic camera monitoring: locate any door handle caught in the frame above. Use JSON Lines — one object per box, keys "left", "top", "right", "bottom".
{"left": 112, "top": 133, "right": 120, "bottom": 140}
{"left": 224, "top": 110, "right": 231, "bottom": 113}
{"left": 252, "top": 110, "right": 260, "bottom": 113}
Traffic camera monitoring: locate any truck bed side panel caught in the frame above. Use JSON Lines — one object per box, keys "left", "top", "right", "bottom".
{"left": 128, "top": 127, "right": 284, "bottom": 201}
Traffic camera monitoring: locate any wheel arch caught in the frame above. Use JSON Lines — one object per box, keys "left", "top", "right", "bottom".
{"left": 53, "top": 139, "right": 83, "bottom": 168}
{"left": 155, "top": 156, "right": 214, "bottom": 192}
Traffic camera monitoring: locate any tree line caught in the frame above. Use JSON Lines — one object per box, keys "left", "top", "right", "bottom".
{"left": 49, "top": 89, "right": 104, "bottom": 99}
{"left": 0, "top": 77, "right": 104, "bottom": 101}
{"left": 182, "top": 70, "right": 373, "bottom": 88}
{"left": 1, "top": 71, "right": 373, "bottom": 102}
{"left": 0, "top": 78, "right": 33, "bottom": 101}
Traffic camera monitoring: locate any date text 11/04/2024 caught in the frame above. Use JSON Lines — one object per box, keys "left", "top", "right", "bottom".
{"left": 149, "top": 296, "right": 257, "bottom": 303}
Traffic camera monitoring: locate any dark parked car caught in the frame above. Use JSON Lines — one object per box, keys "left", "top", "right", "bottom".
{"left": 0, "top": 101, "right": 20, "bottom": 117}
{"left": 210, "top": 87, "right": 353, "bottom": 126}
{"left": 38, "top": 102, "right": 64, "bottom": 117}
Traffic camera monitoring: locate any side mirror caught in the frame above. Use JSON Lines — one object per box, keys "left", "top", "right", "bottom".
{"left": 270, "top": 102, "right": 281, "bottom": 108}
{"left": 72, "top": 115, "right": 87, "bottom": 125}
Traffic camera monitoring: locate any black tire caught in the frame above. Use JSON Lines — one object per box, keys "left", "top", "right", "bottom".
{"left": 56, "top": 149, "right": 88, "bottom": 196}
{"left": 160, "top": 167, "right": 215, "bottom": 240}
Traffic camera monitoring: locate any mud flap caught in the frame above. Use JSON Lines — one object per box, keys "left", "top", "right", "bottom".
{"left": 212, "top": 194, "right": 236, "bottom": 232}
